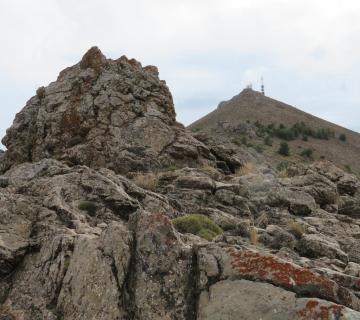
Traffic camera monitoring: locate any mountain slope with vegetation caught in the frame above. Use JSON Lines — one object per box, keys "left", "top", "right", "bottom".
{"left": 189, "top": 88, "right": 360, "bottom": 174}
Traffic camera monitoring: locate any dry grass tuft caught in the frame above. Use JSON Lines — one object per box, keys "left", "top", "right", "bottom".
{"left": 249, "top": 226, "right": 258, "bottom": 245}
{"left": 235, "top": 162, "right": 257, "bottom": 176}
{"left": 133, "top": 173, "right": 159, "bottom": 191}
{"left": 201, "top": 163, "right": 220, "bottom": 178}
{"left": 288, "top": 220, "right": 305, "bottom": 238}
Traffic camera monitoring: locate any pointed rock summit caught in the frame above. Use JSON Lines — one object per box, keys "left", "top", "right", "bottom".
{"left": 1, "top": 47, "right": 213, "bottom": 174}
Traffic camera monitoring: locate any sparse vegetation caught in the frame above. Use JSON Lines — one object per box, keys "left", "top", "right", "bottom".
{"left": 339, "top": 133, "right": 347, "bottom": 142}
{"left": 36, "top": 86, "right": 46, "bottom": 99}
{"left": 172, "top": 214, "right": 223, "bottom": 241}
{"left": 300, "top": 148, "right": 313, "bottom": 159}
{"left": 235, "top": 162, "right": 257, "bottom": 176}
{"left": 277, "top": 161, "right": 289, "bottom": 178}
{"left": 78, "top": 200, "right": 98, "bottom": 216}
{"left": 133, "top": 173, "right": 159, "bottom": 191}
{"left": 200, "top": 164, "right": 220, "bottom": 177}
{"left": 163, "top": 165, "right": 177, "bottom": 172}
{"left": 288, "top": 220, "right": 305, "bottom": 238}
{"left": 249, "top": 226, "right": 258, "bottom": 245}
{"left": 254, "top": 120, "right": 335, "bottom": 142}
{"left": 278, "top": 142, "right": 290, "bottom": 156}
{"left": 345, "top": 165, "right": 352, "bottom": 173}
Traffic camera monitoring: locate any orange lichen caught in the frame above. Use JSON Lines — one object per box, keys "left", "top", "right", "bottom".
{"left": 296, "top": 300, "right": 343, "bottom": 320}
{"left": 226, "top": 248, "right": 355, "bottom": 309}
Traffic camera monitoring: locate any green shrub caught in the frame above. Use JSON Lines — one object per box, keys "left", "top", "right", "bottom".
{"left": 276, "top": 127, "right": 296, "bottom": 140}
{"left": 314, "top": 128, "right": 334, "bottom": 140}
{"left": 172, "top": 214, "right": 223, "bottom": 241}
{"left": 339, "top": 133, "right": 347, "bottom": 142}
{"left": 300, "top": 148, "right": 313, "bottom": 158}
{"left": 254, "top": 144, "right": 264, "bottom": 153}
{"left": 78, "top": 200, "right": 98, "bottom": 216}
{"left": 278, "top": 142, "right": 290, "bottom": 156}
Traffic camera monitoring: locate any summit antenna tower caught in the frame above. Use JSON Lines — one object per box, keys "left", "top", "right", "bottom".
{"left": 261, "top": 77, "right": 265, "bottom": 96}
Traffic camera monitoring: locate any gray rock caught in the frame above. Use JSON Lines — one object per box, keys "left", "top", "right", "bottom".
{"left": 298, "top": 234, "right": 348, "bottom": 263}
{"left": 267, "top": 188, "right": 317, "bottom": 215}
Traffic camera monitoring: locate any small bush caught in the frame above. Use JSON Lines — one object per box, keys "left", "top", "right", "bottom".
{"left": 172, "top": 214, "right": 223, "bottom": 241}
{"left": 133, "top": 173, "right": 159, "bottom": 191}
{"left": 345, "top": 165, "right": 352, "bottom": 173}
{"left": 78, "top": 200, "right": 98, "bottom": 216}
{"left": 235, "top": 162, "right": 257, "bottom": 176}
{"left": 278, "top": 142, "right": 290, "bottom": 156}
{"left": 288, "top": 220, "right": 305, "bottom": 238}
{"left": 300, "top": 148, "right": 313, "bottom": 158}
{"left": 339, "top": 133, "right": 347, "bottom": 142}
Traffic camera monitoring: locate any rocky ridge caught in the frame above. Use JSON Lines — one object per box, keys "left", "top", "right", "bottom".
{"left": 1, "top": 48, "right": 360, "bottom": 319}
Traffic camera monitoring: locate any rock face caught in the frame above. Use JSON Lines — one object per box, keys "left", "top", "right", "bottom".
{"left": 0, "top": 47, "right": 214, "bottom": 175}
{"left": 1, "top": 48, "right": 360, "bottom": 319}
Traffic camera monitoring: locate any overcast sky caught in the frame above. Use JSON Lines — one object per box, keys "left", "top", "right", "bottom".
{"left": 1, "top": 0, "right": 360, "bottom": 148}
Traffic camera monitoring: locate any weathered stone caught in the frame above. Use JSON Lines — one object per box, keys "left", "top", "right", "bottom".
{"left": 197, "top": 279, "right": 360, "bottom": 320}
{"left": 287, "top": 173, "right": 338, "bottom": 206}
{"left": 298, "top": 234, "right": 348, "bottom": 263}
{"left": 266, "top": 224, "right": 296, "bottom": 250}
{"left": 267, "top": 188, "right": 317, "bottom": 215}
{"left": 130, "top": 212, "right": 194, "bottom": 320}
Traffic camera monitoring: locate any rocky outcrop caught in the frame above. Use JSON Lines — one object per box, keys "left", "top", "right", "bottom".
{"left": 1, "top": 48, "right": 360, "bottom": 320}
{"left": 0, "top": 47, "right": 214, "bottom": 175}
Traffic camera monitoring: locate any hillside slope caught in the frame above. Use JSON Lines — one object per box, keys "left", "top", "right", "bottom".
{"left": 189, "top": 88, "right": 360, "bottom": 174}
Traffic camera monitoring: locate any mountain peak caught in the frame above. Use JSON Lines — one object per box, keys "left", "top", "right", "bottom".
{"left": 190, "top": 89, "right": 360, "bottom": 173}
